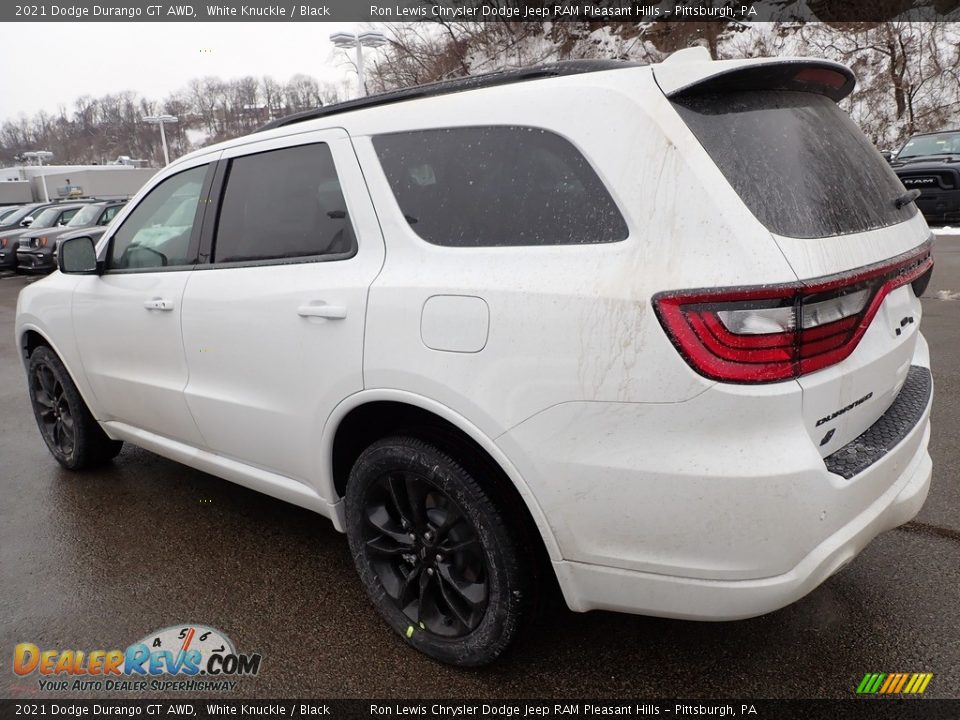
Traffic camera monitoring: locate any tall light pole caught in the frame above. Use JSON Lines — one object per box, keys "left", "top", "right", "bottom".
{"left": 142, "top": 114, "right": 178, "bottom": 166}
{"left": 23, "top": 150, "right": 54, "bottom": 202}
{"left": 330, "top": 30, "right": 388, "bottom": 97}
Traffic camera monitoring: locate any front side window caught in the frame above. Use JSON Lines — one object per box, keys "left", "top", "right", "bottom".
{"left": 109, "top": 165, "right": 208, "bottom": 270}
{"left": 212, "top": 143, "right": 356, "bottom": 264}
{"left": 373, "top": 126, "right": 628, "bottom": 247}
{"left": 100, "top": 205, "right": 123, "bottom": 225}
{"left": 56, "top": 208, "right": 80, "bottom": 226}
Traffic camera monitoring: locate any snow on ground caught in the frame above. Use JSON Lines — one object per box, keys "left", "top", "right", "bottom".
{"left": 931, "top": 226, "right": 960, "bottom": 237}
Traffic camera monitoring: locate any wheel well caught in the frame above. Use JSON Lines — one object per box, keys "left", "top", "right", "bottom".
{"left": 21, "top": 330, "right": 51, "bottom": 361}
{"left": 331, "top": 401, "right": 555, "bottom": 583}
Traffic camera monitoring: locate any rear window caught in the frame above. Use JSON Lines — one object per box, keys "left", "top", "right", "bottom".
{"left": 373, "top": 126, "right": 628, "bottom": 247}
{"left": 672, "top": 91, "right": 916, "bottom": 238}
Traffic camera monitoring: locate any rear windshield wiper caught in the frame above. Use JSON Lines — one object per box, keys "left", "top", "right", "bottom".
{"left": 895, "top": 189, "right": 922, "bottom": 209}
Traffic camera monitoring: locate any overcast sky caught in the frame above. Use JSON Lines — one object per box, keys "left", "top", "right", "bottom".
{"left": 0, "top": 22, "right": 370, "bottom": 121}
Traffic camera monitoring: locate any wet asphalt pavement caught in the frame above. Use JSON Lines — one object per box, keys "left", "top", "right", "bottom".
{"left": 1, "top": 235, "right": 959, "bottom": 701}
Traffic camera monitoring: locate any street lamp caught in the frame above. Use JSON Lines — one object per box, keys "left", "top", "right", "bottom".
{"left": 330, "top": 30, "right": 388, "bottom": 97}
{"left": 23, "top": 150, "right": 54, "bottom": 202}
{"left": 142, "top": 114, "right": 178, "bottom": 166}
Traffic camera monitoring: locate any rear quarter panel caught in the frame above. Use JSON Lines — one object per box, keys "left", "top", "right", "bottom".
{"left": 352, "top": 67, "right": 800, "bottom": 438}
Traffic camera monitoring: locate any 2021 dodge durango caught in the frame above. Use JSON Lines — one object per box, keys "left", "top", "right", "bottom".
{"left": 16, "top": 49, "right": 934, "bottom": 666}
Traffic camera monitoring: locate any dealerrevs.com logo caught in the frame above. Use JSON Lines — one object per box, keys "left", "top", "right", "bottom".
{"left": 13, "top": 624, "right": 262, "bottom": 692}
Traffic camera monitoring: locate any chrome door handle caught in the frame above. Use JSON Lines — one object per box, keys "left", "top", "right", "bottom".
{"left": 144, "top": 298, "right": 174, "bottom": 311}
{"left": 297, "top": 303, "right": 347, "bottom": 319}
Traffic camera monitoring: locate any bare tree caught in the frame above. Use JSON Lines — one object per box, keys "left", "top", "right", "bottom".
{"left": 799, "top": 21, "right": 960, "bottom": 146}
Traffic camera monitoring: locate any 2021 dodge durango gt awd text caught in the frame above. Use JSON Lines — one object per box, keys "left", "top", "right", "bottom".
{"left": 16, "top": 49, "right": 934, "bottom": 666}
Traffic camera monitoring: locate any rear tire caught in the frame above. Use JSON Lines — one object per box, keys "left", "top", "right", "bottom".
{"left": 345, "top": 436, "right": 533, "bottom": 666}
{"left": 27, "top": 346, "right": 123, "bottom": 470}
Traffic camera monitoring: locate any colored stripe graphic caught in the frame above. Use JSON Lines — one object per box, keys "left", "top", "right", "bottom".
{"left": 857, "top": 672, "right": 932, "bottom": 694}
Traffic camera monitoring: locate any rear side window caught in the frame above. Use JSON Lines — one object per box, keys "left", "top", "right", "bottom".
{"left": 213, "top": 143, "right": 356, "bottom": 264}
{"left": 672, "top": 91, "right": 916, "bottom": 238}
{"left": 373, "top": 126, "right": 628, "bottom": 247}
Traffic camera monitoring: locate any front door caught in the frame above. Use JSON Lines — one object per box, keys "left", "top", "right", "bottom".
{"left": 180, "top": 129, "right": 384, "bottom": 488}
{"left": 72, "top": 157, "right": 216, "bottom": 447}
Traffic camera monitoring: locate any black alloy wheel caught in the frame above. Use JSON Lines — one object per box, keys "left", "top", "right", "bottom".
{"left": 31, "top": 361, "right": 76, "bottom": 459}
{"left": 345, "top": 436, "right": 533, "bottom": 666}
{"left": 363, "top": 469, "right": 488, "bottom": 637}
{"left": 27, "top": 346, "right": 123, "bottom": 470}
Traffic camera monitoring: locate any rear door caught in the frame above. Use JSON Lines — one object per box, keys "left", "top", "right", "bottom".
{"left": 179, "top": 129, "right": 384, "bottom": 488}
{"left": 658, "top": 58, "right": 932, "bottom": 458}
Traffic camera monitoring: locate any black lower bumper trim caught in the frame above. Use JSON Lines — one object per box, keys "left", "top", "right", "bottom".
{"left": 824, "top": 365, "right": 932, "bottom": 480}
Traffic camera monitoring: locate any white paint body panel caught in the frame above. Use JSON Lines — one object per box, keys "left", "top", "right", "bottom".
{"left": 14, "top": 54, "right": 934, "bottom": 623}
{"left": 178, "top": 129, "right": 385, "bottom": 488}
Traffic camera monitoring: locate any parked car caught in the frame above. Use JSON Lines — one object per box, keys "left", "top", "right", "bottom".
{"left": 891, "top": 129, "right": 960, "bottom": 224}
{"left": 16, "top": 200, "right": 125, "bottom": 274}
{"left": 0, "top": 203, "right": 91, "bottom": 271}
{"left": 16, "top": 49, "right": 934, "bottom": 666}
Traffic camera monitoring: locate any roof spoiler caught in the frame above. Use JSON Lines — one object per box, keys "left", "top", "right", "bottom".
{"left": 655, "top": 50, "right": 856, "bottom": 103}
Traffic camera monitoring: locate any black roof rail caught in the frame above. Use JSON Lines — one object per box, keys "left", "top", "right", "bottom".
{"left": 256, "top": 60, "right": 644, "bottom": 133}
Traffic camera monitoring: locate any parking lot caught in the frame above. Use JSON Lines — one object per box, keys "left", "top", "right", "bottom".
{"left": 1, "top": 234, "right": 959, "bottom": 700}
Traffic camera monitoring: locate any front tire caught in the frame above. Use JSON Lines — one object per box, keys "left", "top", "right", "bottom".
{"left": 27, "top": 346, "right": 123, "bottom": 470}
{"left": 345, "top": 436, "right": 532, "bottom": 666}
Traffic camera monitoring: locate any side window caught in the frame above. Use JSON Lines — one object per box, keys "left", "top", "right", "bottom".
{"left": 58, "top": 208, "right": 79, "bottom": 225}
{"left": 109, "top": 165, "right": 208, "bottom": 270}
{"left": 212, "top": 143, "right": 356, "bottom": 264}
{"left": 100, "top": 206, "right": 122, "bottom": 225}
{"left": 373, "top": 126, "right": 629, "bottom": 247}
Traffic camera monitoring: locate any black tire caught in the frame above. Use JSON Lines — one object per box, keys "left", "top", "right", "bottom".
{"left": 345, "top": 436, "right": 533, "bottom": 666}
{"left": 27, "top": 346, "right": 123, "bottom": 470}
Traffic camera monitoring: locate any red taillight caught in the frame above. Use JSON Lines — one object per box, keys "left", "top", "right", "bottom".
{"left": 653, "top": 242, "right": 933, "bottom": 384}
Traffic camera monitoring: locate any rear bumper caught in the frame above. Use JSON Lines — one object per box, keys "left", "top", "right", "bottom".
{"left": 499, "top": 337, "right": 933, "bottom": 619}
{"left": 554, "top": 420, "right": 930, "bottom": 619}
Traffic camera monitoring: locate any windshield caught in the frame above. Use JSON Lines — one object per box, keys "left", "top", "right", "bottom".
{"left": 31, "top": 208, "right": 63, "bottom": 229}
{"left": 2, "top": 206, "right": 41, "bottom": 226}
{"left": 0, "top": 207, "right": 19, "bottom": 222}
{"left": 67, "top": 205, "right": 101, "bottom": 227}
{"left": 897, "top": 132, "right": 960, "bottom": 158}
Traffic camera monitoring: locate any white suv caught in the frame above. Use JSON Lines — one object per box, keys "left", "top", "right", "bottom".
{"left": 16, "top": 49, "right": 934, "bottom": 666}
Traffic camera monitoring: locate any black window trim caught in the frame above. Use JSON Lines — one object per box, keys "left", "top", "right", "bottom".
{"left": 102, "top": 162, "right": 216, "bottom": 275}
{"left": 196, "top": 143, "right": 359, "bottom": 272}
{"left": 372, "top": 124, "right": 631, "bottom": 250}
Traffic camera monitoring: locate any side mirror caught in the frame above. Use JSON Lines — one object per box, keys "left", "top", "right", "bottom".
{"left": 20, "top": 216, "right": 33, "bottom": 228}
{"left": 880, "top": 150, "right": 893, "bottom": 163}
{"left": 58, "top": 235, "right": 101, "bottom": 275}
